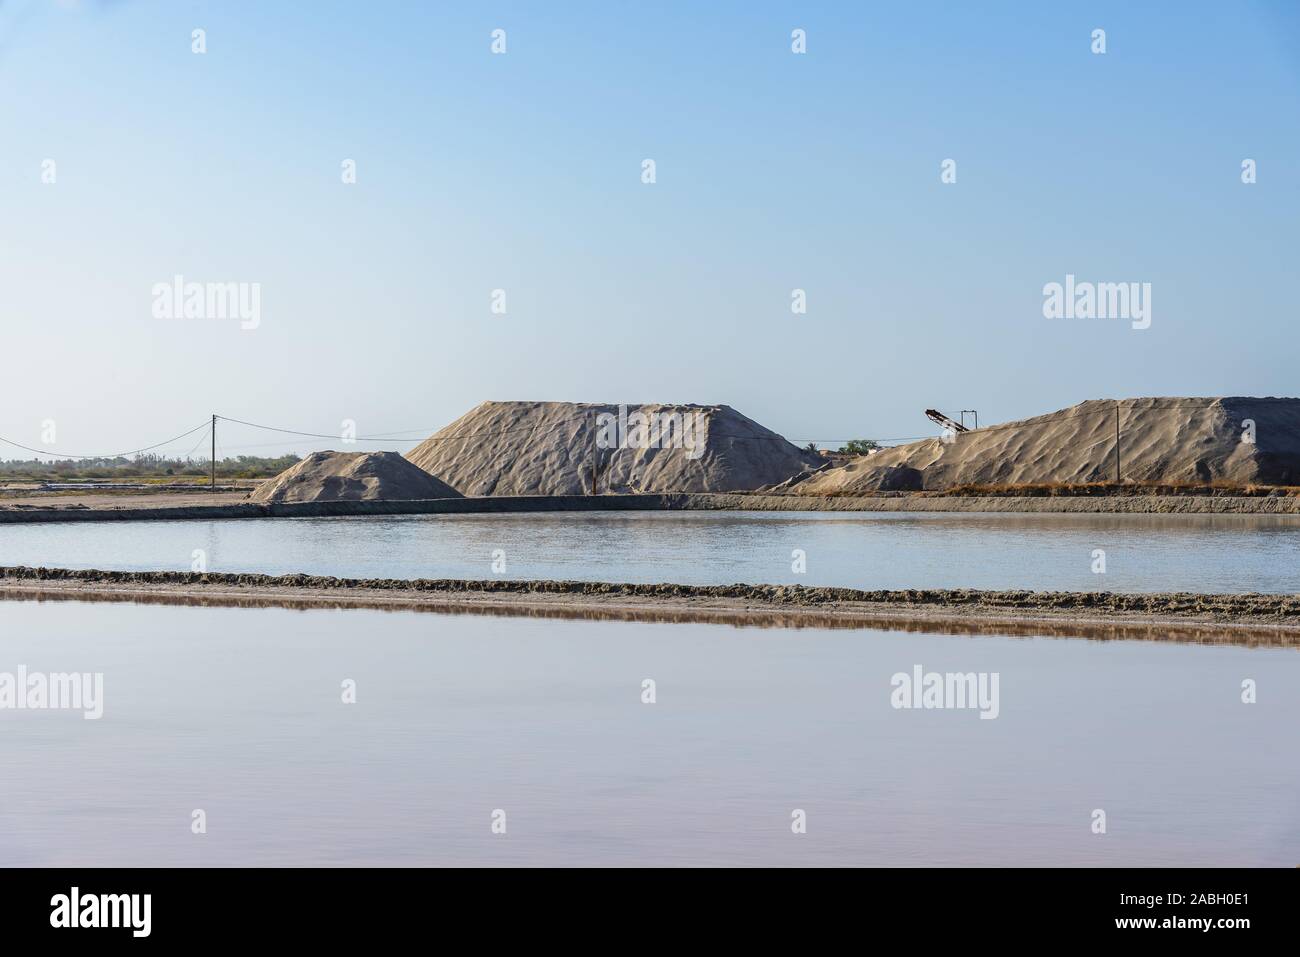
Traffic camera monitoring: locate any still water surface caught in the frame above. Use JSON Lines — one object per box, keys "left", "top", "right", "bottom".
{"left": 0, "top": 600, "right": 1295, "bottom": 866}
{"left": 2, "top": 510, "right": 1299, "bottom": 592}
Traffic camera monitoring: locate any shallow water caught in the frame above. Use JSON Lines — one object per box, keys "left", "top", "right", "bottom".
{"left": 0, "top": 599, "right": 1295, "bottom": 866}
{"left": 3, "top": 510, "right": 1300, "bottom": 592}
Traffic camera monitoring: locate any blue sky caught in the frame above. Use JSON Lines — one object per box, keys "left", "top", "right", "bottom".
{"left": 1, "top": 0, "right": 1298, "bottom": 457}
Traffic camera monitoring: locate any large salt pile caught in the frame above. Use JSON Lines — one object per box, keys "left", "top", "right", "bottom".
{"left": 251, "top": 451, "right": 461, "bottom": 503}
{"left": 405, "top": 401, "right": 823, "bottom": 496}
{"left": 789, "top": 397, "right": 1300, "bottom": 493}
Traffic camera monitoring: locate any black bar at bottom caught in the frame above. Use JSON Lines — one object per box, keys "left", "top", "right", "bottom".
{"left": 0, "top": 867, "right": 1289, "bottom": 943}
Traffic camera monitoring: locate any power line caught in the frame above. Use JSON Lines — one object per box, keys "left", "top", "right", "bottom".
{"left": 212, "top": 438, "right": 412, "bottom": 452}
{"left": 218, "top": 415, "right": 582, "bottom": 444}
{"left": 220, "top": 400, "right": 1247, "bottom": 452}
{"left": 801, "top": 400, "right": 1253, "bottom": 446}
{"left": 181, "top": 424, "right": 214, "bottom": 459}
{"left": 0, "top": 400, "right": 1254, "bottom": 465}
{"left": 0, "top": 420, "right": 212, "bottom": 461}
{"left": 216, "top": 415, "right": 447, "bottom": 442}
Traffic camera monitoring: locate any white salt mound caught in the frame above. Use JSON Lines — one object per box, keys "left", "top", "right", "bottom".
{"left": 790, "top": 397, "right": 1300, "bottom": 493}
{"left": 251, "top": 451, "right": 461, "bottom": 503}
{"left": 405, "top": 401, "right": 823, "bottom": 496}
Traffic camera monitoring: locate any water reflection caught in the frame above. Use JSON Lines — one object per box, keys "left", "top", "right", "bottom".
{"left": 3, "top": 585, "right": 1295, "bottom": 648}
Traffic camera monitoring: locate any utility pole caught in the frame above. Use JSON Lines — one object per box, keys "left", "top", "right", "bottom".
{"left": 211, "top": 413, "right": 216, "bottom": 493}
{"left": 1114, "top": 402, "right": 1121, "bottom": 484}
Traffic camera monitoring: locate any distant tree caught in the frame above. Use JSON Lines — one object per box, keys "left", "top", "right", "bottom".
{"left": 804, "top": 442, "right": 818, "bottom": 453}
{"left": 839, "top": 439, "right": 881, "bottom": 454}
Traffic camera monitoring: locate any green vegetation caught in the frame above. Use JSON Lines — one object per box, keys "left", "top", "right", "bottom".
{"left": 838, "top": 439, "right": 881, "bottom": 455}
{"left": 0, "top": 453, "right": 300, "bottom": 483}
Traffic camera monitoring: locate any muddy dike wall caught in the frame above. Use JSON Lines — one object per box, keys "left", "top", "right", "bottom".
{"left": 3, "top": 564, "right": 1299, "bottom": 612}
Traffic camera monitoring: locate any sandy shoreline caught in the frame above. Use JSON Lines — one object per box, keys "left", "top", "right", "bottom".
{"left": 3, "top": 566, "right": 1299, "bottom": 647}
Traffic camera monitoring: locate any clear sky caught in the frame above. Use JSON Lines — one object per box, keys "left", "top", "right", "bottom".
{"left": 2, "top": 0, "right": 1298, "bottom": 459}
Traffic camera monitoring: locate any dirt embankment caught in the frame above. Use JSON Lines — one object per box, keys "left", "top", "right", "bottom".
{"left": 3, "top": 566, "right": 1299, "bottom": 647}
{"left": 0, "top": 489, "right": 250, "bottom": 510}
{"left": 6, "top": 491, "right": 1300, "bottom": 524}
